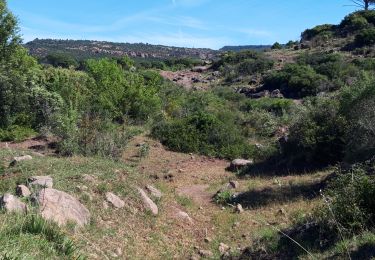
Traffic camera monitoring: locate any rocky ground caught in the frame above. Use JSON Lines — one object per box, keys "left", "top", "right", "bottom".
{"left": 0, "top": 134, "right": 329, "bottom": 259}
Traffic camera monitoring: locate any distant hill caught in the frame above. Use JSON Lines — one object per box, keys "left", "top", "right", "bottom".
{"left": 25, "top": 39, "right": 218, "bottom": 60}
{"left": 220, "top": 45, "right": 271, "bottom": 52}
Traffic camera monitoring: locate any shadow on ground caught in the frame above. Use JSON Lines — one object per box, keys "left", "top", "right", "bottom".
{"left": 232, "top": 174, "right": 333, "bottom": 209}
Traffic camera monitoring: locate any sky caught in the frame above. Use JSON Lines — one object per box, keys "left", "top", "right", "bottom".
{"left": 8, "top": 0, "right": 357, "bottom": 50}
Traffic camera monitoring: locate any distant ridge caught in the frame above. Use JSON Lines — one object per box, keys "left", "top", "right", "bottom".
{"left": 25, "top": 39, "right": 218, "bottom": 60}
{"left": 220, "top": 45, "right": 271, "bottom": 52}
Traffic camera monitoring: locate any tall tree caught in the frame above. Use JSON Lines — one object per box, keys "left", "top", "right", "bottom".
{"left": 350, "top": 0, "right": 375, "bottom": 10}
{"left": 0, "top": 0, "right": 21, "bottom": 60}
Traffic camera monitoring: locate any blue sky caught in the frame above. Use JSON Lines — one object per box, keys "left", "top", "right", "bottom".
{"left": 9, "top": 0, "right": 357, "bottom": 49}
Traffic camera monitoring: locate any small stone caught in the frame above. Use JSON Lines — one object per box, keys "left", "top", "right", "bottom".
{"left": 219, "top": 243, "right": 230, "bottom": 254}
{"left": 103, "top": 201, "right": 109, "bottom": 209}
{"left": 137, "top": 188, "right": 158, "bottom": 215}
{"left": 116, "top": 247, "right": 123, "bottom": 256}
{"left": 199, "top": 250, "right": 213, "bottom": 258}
{"left": 204, "top": 237, "right": 212, "bottom": 243}
{"left": 0, "top": 194, "right": 27, "bottom": 213}
{"left": 236, "top": 204, "right": 244, "bottom": 214}
{"left": 82, "top": 174, "right": 96, "bottom": 183}
{"left": 16, "top": 185, "right": 31, "bottom": 198}
{"left": 229, "top": 181, "right": 240, "bottom": 189}
{"left": 10, "top": 155, "right": 33, "bottom": 167}
{"left": 229, "top": 159, "right": 253, "bottom": 171}
{"left": 76, "top": 185, "right": 88, "bottom": 192}
{"left": 145, "top": 185, "right": 162, "bottom": 199}
{"left": 105, "top": 192, "right": 125, "bottom": 209}
{"left": 176, "top": 210, "right": 193, "bottom": 224}
{"left": 29, "top": 176, "right": 53, "bottom": 188}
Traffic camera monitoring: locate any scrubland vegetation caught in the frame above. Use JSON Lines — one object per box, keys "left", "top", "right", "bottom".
{"left": 1, "top": 0, "right": 375, "bottom": 258}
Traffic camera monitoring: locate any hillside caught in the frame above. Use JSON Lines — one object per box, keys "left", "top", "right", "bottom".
{"left": 1, "top": 1, "right": 375, "bottom": 259}
{"left": 25, "top": 39, "right": 218, "bottom": 60}
{"left": 220, "top": 45, "right": 271, "bottom": 52}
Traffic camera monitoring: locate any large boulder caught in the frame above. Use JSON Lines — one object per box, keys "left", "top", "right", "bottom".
{"left": 29, "top": 176, "right": 53, "bottom": 188}
{"left": 137, "top": 187, "right": 158, "bottom": 215}
{"left": 9, "top": 155, "right": 32, "bottom": 167}
{"left": 0, "top": 194, "right": 27, "bottom": 213}
{"left": 105, "top": 192, "right": 125, "bottom": 209}
{"left": 36, "top": 188, "right": 90, "bottom": 227}
{"left": 229, "top": 159, "right": 254, "bottom": 172}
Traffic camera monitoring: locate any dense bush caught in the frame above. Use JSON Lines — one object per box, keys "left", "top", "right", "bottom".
{"left": 340, "top": 76, "right": 375, "bottom": 162}
{"left": 44, "top": 53, "right": 79, "bottom": 68}
{"left": 355, "top": 27, "right": 375, "bottom": 47}
{"left": 264, "top": 63, "right": 328, "bottom": 98}
{"left": 0, "top": 126, "right": 36, "bottom": 142}
{"left": 212, "top": 50, "right": 274, "bottom": 80}
{"left": 271, "top": 42, "right": 283, "bottom": 50}
{"left": 152, "top": 112, "right": 254, "bottom": 159}
{"left": 301, "top": 24, "right": 336, "bottom": 41}
{"left": 321, "top": 165, "right": 375, "bottom": 234}
{"left": 280, "top": 98, "right": 347, "bottom": 168}
{"left": 340, "top": 11, "right": 375, "bottom": 33}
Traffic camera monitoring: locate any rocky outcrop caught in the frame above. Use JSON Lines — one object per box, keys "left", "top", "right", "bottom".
{"left": 36, "top": 188, "right": 90, "bottom": 227}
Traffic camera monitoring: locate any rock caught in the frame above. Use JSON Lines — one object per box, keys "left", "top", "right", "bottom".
{"left": 10, "top": 155, "right": 32, "bottom": 166}
{"left": 105, "top": 192, "right": 125, "bottom": 209}
{"left": 176, "top": 210, "right": 193, "bottom": 224}
{"left": 219, "top": 243, "right": 230, "bottom": 254}
{"left": 236, "top": 204, "right": 244, "bottom": 214}
{"left": 0, "top": 194, "right": 27, "bottom": 213}
{"left": 28, "top": 176, "right": 53, "bottom": 188}
{"left": 137, "top": 187, "right": 158, "bottom": 215}
{"left": 37, "top": 188, "right": 90, "bottom": 227}
{"left": 16, "top": 185, "right": 31, "bottom": 198}
{"left": 145, "top": 185, "right": 162, "bottom": 199}
{"left": 82, "top": 174, "right": 96, "bottom": 183}
{"left": 199, "top": 250, "right": 213, "bottom": 258}
{"left": 270, "top": 89, "right": 284, "bottom": 98}
{"left": 204, "top": 237, "right": 212, "bottom": 243}
{"left": 229, "top": 181, "right": 240, "bottom": 189}
{"left": 229, "top": 159, "right": 254, "bottom": 171}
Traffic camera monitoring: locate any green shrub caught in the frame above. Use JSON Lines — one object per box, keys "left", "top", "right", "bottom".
{"left": 214, "top": 190, "right": 233, "bottom": 205}
{"left": 44, "top": 53, "right": 79, "bottom": 68}
{"left": 340, "top": 76, "right": 375, "bottom": 162}
{"left": 241, "top": 98, "right": 294, "bottom": 116}
{"left": 281, "top": 98, "right": 347, "bottom": 168}
{"left": 264, "top": 63, "right": 328, "bottom": 98}
{"left": 271, "top": 42, "right": 283, "bottom": 50}
{"left": 320, "top": 164, "right": 375, "bottom": 234}
{"left": 0, "top": 126, "right": 37, "bottom": 142}
{"left": 301, "top": 24, "right": 336, "bottom": 41}
{"left": 152, "top": 112, "right": 253, "bottom": 160}
{"left": 355, "top": 28, "right": 375, "bottom": 47}
{"left": 340, "top": 11, "right": 375, "bottom": 33}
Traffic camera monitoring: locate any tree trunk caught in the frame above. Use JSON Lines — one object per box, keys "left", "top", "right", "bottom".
{"left": 365, "top": 0, "right": 369, "bottom": 10}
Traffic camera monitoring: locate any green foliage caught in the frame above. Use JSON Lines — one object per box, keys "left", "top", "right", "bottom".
{"left": 152, "top": 112, "right": 253, "bottom": 160}
{"left": 340, "top": 11, "right": 375, "bottom": 33}
{"left": 264, "top": 63, "right": 328, "bottom": 98}
{"left": 212, "top": 50, "right": 274, "bottom": 80}
{"left": 321, "top": 166, "right": 375, "bottom": 234}
{"left": 301, "top": 24, "right": 336, "bottom": 41}
{"left": 281, "top": 98, "right": 347, "bottom": 168}
{"left": 355, "top": 27, "right": 375, "bottom": 46}
{"left": 44, "top": 53, "right": 79, "bottom": 68}
{"left": 340, "top": 76, "right": 375, "bottom": 162}
{"left": 214, "top": 190, "right": 233, "bottom": 205}
{"left": 241, "top": 98, "right": 293, "bottom": 116}
{"left": 0, "top": 126, "right": 36, "bottom": 142}
{"left": 271, "top": 42, "right": 283, "bottom": 50}
{"left": 0, "top": 0, "right": 21, "bottom": 60}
